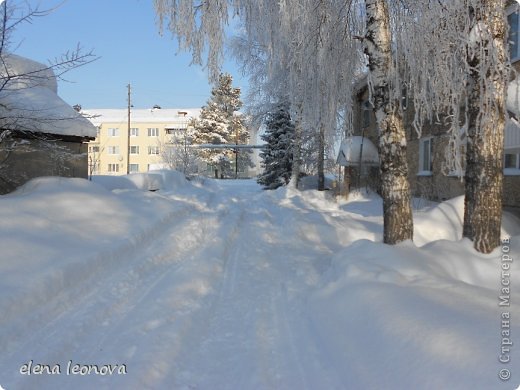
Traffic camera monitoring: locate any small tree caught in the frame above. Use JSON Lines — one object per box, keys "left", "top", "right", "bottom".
{"left": 159, "top": 126, "right": 199, "bottom": 175}
{"left": 192, "top": 73, "right": 252, "bottom": 178}
{"left": 257, "top": 103, "right": 295, "bottom": 189}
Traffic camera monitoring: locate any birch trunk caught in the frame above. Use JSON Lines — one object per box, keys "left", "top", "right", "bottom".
{"left": 318, "top": 123, "right": 325, "bottom": 191}
{"left": 364, "top": 0, "right": 413, "bottom": 244}
{"left": 463, "top": 0, "right": 507, "bottom": 253}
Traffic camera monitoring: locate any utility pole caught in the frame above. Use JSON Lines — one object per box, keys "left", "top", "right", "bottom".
{"left": 127, "top": 83, "right": 131, "bottom": 174}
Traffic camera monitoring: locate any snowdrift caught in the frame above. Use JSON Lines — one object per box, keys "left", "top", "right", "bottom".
{"left": 92, "top": 170, "right": 189, "bottom": 192}
{"left": 0, "top": 176, "right": 186, "bottom": 345}
{"left": 0, "top": 177, "right": 519, "bottom": 389}
{"left": 309, "top": 194, "right": 520, "bottom": 389}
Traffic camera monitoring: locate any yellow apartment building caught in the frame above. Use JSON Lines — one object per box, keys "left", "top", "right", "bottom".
{"left": 84, "top": 107, "right": 201, "bottom": 176}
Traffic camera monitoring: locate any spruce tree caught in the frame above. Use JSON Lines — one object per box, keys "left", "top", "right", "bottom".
{"left": 257, "top": 103, "right": 295, "bottom": 189}
{"left": 192, "top": 73, "right": 252, "bottom": 178}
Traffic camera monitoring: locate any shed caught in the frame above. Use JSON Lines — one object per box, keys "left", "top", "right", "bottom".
{"left": 0, "top": 54, "right": 97, "bottom": 194}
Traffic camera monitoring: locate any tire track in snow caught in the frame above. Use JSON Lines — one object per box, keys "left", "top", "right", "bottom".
{"left": 171, "top": 191, "right": 342, "bottom": 389}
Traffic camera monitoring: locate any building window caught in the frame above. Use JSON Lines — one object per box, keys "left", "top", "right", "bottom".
{"left": 509, "top": 9, "right": 520, "bottom": 61}
{"left": 148, "top": 128, "right": 159, "bottom": 137}
{"left": 418, "top": 137, "right": 433, "bottom": 175}
{"left": 108, "top": 128, "right": 119, "bottom": 137}
{"left": 108, "top": 164, "right": 119, "bottom": 173}
{"left": 129, "top": 164, "right": 139, "bottom": 173}
{"left": 362, "top": 100, "right": 370, "bottom": 128}
{"left": 505, "top": 153, "right": 519, "bottom": 169}
{"left": 148, "top": 146, "right": 160, "bottom": 155}
{"left": 130, "top": 145, "right": 140, "bottom": 154}
{"left": 130, "top": 127, "right": 139, "bottom": 137}
{"left": 89, "top": 146, "right": 100, "bottom": 153}
{"left": 107, "top": 146, "right": 120, "bottom": 155}
{"left": 401, "top": 86, "right": 408, "bottom": 110}
{"left": 166, "top": 128, "right": 184, "bottom": 135}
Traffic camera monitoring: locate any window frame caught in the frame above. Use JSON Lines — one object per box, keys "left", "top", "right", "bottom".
{"left": 107, "top": 128, "right": 120, "bottom": 137}
{"left": 508, "top": 5, "right": 520, "bottom": 62}
{"left": 108, "top": 163, "right": 120, "bottom": 173}
{"left": 107, "top": 145, "right": 120, "bottom": 155}
{"left": 418, "top": 137, "right": 433, "bottom": 176}
{"left": 148, "top": 127, "right": 160, "bottom": 137}
{"left": 362, "top": 100, "right": 370, "bottom": 128}
{"left": 505, "top": 152, "right": 519, "bottom": 169}
{"left": 148, "top": 145, "right": 160, "bottom": 155}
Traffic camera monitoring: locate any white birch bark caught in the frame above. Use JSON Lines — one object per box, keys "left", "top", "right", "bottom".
{"left": 364, "top": 0, "right": 413, "bottom": 244}
{"left": 463, "top": 0, "right": 508, "bottom": 253}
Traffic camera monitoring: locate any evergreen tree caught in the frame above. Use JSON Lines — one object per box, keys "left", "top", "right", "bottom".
{"left": 257, "top": 103, "right": 295, "bottom": 189}
{"left": 192, "top": 73, "right": 252, "bottom": 178}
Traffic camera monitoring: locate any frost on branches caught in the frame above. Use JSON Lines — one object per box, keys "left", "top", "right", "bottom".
{"left": 257, "top": 103, "right": 295, "bottom": 189}
{"left": 396, "top": 0, "right": 509, "bottom": 253}
{"left": 192, "top": 73, "right": 253, "bottom": 178}
{"left": 155, "top": 0, "right": 510, "bottom": 251}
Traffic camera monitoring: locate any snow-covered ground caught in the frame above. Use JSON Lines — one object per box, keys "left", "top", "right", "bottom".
{"left": 0, "top": 173, "right": 519, "bottom": 389}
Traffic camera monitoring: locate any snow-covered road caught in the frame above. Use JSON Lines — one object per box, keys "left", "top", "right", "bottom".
{"left": 1, "top": 175, "right": 519, "bottom": 389}
{"left": 0, "top": 179, "right": 356, "bottom": 389}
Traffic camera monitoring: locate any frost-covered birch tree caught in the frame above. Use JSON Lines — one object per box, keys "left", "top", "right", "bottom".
{"left": 463, "top": 0, "right": 508, "bottom": 253}
{"left": 155, "top": 0, "right": 362, "bottom": 188}
{"left": 363, "top": 0, "right": 414, "bottom": 244}
{"left": 396, "top": 0, "right": 509, "bottom": 253}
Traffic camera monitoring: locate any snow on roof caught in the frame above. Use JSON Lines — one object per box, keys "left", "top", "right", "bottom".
{"left": 0, "top": 54, "right": 96, "bottom": 138}
{"left": 508, "top": 77, "right": 520, "bottom": 117}
{"left": 337, "top": 136, "right": 379, "bottom": 166}
{"left": 83, "top": 108, "right": 202, "bottom": 126}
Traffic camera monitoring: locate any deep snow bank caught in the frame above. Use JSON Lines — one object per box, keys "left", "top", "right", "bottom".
{"left": 1, "top": 178, "right": 519, "bottom": 389}
{"left": 309, "top": 193, "right": 520, "bottom": 389}
{"left": 0, "top": 177, "right": 183, "bottom": 331}
{"left": 92, "top": 170, "right": 189, "bottom": 192}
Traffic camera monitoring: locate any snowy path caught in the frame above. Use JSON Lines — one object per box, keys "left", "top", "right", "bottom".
{"left": 0, "top": 180, "right": 350, "bottom": 390}
{"left": 2, "top": 177, "right": 520, "bottom": 389}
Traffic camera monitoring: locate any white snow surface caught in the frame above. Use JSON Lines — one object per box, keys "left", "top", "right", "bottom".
{"left": 83, "top": 108, "right": 202, "bottom": 127}
{"left": 0, "top": 176, "right": 519, "bottom": 389}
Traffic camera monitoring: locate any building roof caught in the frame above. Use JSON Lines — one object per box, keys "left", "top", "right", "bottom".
{"left": 0, "top": 54, "right": 97, "bottom": 138}
{"left": 337, "top": 136, "right": 379, "bottom": 166}
{"left": 83, "top": 108, "right": 202, "bottom": 127}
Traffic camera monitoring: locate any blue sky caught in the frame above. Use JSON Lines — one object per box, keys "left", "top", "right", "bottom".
{"left": 11, "top": 0, "right": 248, "bottom": 109}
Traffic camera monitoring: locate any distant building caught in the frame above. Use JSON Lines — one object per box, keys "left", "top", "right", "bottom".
{"left": 0, "top": 54, "right": 97, "bottom": 194}
{"left": 83, "top": 108, "right": 201, "bottom": 176}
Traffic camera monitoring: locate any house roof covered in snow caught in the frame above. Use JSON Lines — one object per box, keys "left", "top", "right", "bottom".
{"left": 0, "top": 54, "right": 96, "bottom": 139}
{"left": 337, "top": 136, "right": 379, "bottom": 166}
{"left": 83, "top": 108, "right": 202, "bottom": 127}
